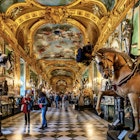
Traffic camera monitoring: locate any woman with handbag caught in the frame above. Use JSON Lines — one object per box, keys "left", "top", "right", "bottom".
{"left": 38, "top": 91, "right": 48, "bottom": 130}
{"left": 21, "top": 91, "right": 32, "bottom": 125}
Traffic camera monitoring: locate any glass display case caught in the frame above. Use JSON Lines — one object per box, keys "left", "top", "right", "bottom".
{"left": 1, "top": 103, "right": 13, "bottom": 118}
{"left": 84, "top": 96, "right": 91, "bottom": 105}
{"left": 0, "top": 96, "right": 21, "bottom": 119}
{"left": 101, "top": 96, "right": 115, "bottom": 122}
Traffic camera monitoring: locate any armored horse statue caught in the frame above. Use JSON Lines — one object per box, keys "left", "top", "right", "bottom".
{"left": 94, "top": 48, "right": 140, "bottom": 139}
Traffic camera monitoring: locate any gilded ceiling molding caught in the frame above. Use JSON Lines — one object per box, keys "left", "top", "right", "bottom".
{"left": 68, "top": 9, "right": 99, "bottom": 25}
{"left": 14, "top": 10, "right": 44, "bottom": 28}
{"left": 0, "top": 15, "right": 18, "bottom": 46}
{"left": 45, "top": 7, "right": 68, "bottom": 23}
{"left": 13, "top": 8, "right": 99, "bottom": 31}
{"left": 113, "top": 0, "right": 136, "bottom": 14}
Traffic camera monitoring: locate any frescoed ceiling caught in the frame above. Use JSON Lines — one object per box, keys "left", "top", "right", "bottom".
{"left": 51, "top": 69, "right": 74, "bottom": 77}
{"left": 0, "top": 0, "right": 137, "bottom": 91}
{"left": 33, "top": 23, "right": 84, "bottom": 60}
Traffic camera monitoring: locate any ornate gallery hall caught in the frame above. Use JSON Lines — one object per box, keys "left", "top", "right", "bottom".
{"left": 0, "top": 0, "right": 140, "bottom": 140}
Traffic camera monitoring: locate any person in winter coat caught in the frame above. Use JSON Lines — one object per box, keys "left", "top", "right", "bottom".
{"left": 21, "top": 92, "right": 32, "bottom": 125}
{"left": 38, "top": 91, "right": 48, "bottom": 129}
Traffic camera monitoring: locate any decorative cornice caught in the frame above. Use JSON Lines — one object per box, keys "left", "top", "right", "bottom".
{"left": 13, "top": 8, "right": 99, "bottom": 30}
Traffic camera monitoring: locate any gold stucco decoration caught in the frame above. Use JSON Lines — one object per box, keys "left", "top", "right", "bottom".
{"left": 45, "top": 7, "right": 68, "bottom": 23}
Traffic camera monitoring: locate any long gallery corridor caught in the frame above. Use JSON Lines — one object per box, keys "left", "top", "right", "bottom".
{"left": 0, "top": 105, "right": 109, "bottom": 140}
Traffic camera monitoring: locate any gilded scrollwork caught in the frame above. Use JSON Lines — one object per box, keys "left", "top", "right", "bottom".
{"left": 45, "top": 7, "right": 68, "bottom": 23}
{"left": 25, "top": 43, "right": 30, "bottom": 55}
{"left": 10, "top": 7, "right": 23, "bottom": 19}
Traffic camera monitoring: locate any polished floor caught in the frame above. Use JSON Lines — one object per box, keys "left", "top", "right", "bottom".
{"left": 0, "top": 105, "right": 109, "bottom": 140}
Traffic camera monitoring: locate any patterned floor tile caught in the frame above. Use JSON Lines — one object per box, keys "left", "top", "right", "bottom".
{"left": 57, "top": 136, "right": 72, "bottom": 140}
{"left": 73, "top": 136, "right": 88, "bottom": 140}
{"left": 57, "top": 131, "right": 71, "bottom": 136}
{"left": 0, "top": 105, "right": 109, "bottom": 140}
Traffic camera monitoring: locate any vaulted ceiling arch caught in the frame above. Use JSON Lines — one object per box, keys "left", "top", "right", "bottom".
{"left": 50, "top": 76, "right": 73, "bottom": 86}
{"left": 46, "top": 67, "right": 75, "bottom": 79}
{"left": 39, "top": 60, "right": 80, "bottom": 80}
{"left": 7, "top": 8, "right": 100, "bottom": 32}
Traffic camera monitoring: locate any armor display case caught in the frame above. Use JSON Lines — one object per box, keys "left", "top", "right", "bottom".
{"left": 0, "top": 96, "right": 21, "bottom": 119}
{"left": 101, "top": 96, "right": 115, "bottom": 122}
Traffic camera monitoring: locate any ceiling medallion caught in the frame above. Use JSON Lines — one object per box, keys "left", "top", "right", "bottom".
{"left": 34, "top": 0, "right": 76, "bottom": 6}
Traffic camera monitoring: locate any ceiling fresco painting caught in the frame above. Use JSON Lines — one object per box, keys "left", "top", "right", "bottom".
{"left": 35, "top": 0, "right": 76, "bottom": 6}
{"left": 51, "top": 69, "right": 73, "bottom": 77}
{"left": 33, "top": 23, "right": 84, "bottom": 60}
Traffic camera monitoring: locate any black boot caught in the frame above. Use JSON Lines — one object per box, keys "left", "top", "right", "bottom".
{"left": 25, "top": 121, "right": 27, "bottom": 125}
{"left": 44, "top": 124, "right": 48, "bottom": 128}
{"left": 39, "top": 126, "right": 44, "bottom": 130}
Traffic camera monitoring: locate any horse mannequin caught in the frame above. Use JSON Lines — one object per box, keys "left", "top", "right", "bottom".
{"left": 94, "top": 48, "right": 140, "bottom": 138}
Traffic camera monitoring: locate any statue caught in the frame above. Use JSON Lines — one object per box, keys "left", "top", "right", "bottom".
{"left": 3, "top": 80, "right": 8, "bottom": 95}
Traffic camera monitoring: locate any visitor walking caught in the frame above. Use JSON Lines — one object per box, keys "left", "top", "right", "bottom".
{"left": 38, "top": 91, "right": 48, "bottom": 129}
{"left": 21, "top": 91, "right": 32, "bottom": 125}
